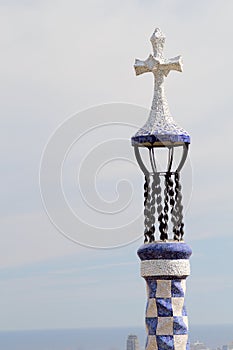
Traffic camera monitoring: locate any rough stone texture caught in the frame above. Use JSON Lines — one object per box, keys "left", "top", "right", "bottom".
{"left": 141, "top": 259, "right": 190, "bottom": 277}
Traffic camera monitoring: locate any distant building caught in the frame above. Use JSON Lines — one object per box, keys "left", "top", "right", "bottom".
{"left": 222, "top": 345, "right": 229, "bottom": 350}
{"left": 222, "top": 342, "right": 233, "bottom": 350}
{"left": 127, "top": 335, "right": 140, "bottom": 350}
{"left": 191, "top": 341, "right": 210, "bottom": 350}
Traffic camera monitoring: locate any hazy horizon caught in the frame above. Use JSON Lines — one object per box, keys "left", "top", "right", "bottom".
{"left": 0, "top": 324, "right": 232, "bottom": 350}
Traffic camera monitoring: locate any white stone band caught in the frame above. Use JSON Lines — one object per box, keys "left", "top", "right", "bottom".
{"left": 141, "top": 259, "right": 190, "bottom": 277}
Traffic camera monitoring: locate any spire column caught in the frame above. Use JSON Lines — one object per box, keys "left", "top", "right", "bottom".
{"left": 131, "top": 27, "right": 192, "bottom": 350}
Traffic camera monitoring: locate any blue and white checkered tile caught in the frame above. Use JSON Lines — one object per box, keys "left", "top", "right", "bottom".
{"left": 146, "top": 279, "right": 186, "bottom": 299}
{"left": 145, "top": 279, "right": 189, "bottom": 350}
{"left": 146, "top": 334, "right": 189, "bottom": 350}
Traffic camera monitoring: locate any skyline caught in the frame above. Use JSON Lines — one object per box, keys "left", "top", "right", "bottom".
{"left": 0, "top": 325, "right": 232, "bottom": 350}
{"left": 1, "top": 0, "right": 233, "bottom": 331}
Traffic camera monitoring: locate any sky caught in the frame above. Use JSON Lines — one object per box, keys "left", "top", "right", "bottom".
{"left": 1, "top": 0, "right": 233, "bottom": 331}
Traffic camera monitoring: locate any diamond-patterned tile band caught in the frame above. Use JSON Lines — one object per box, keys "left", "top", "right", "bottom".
{"left": 146, "top": 334, "right": 189, "bottom": 350}
{"left": 146, "top": 296, "right": 187, "bottom": 317}
{"left": 138, "top": 243, "right": 192, "bottom": 350}
{"left": 146, "top": 316, "right": 188, "bottom": 336}
{"left": 144, "top": 278, "right": 189, "bottom": 350}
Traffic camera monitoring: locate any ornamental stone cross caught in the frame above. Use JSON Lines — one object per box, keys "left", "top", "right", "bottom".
{"left": 132, "top": 28, "right": 189, "bottom": 146}
{"left": 135, "top": 27, "right": 182, "bottom": 119}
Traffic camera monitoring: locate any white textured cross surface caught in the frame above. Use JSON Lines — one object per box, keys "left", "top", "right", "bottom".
{"left": 132, "top": 28, "right": 190, "bottom": 146}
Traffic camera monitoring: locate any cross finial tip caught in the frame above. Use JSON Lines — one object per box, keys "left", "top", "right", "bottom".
{"left": 150, "top": 28, "right": 166, "bottom": 58}
{"left": 151, "top": 28, "right": 165, "bottom": 40}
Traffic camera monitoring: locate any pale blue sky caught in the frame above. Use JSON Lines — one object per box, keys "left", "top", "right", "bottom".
{"left": 1, "top": 0, "right": 233, "bottom": 330}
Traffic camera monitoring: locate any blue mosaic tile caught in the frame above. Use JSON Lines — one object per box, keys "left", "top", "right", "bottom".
{"left": 146, "top": 317, "right": 158, "bottom": 335}
{"left": 146, "top": 278, "right": 157, "bottom": 298}
{"left": 137, "top": 243, "right": 192, "bottom": 261}
{"left": 173, "top": 316, "right": 188, "bottom": 335}
{"left": 182, "top": 304, "right": 188, "bottom": 316}
{"left": 156, "top": 335, "right": 174, "bottom": 350}
{"left": 156, "top": 298, "right": 173, "bottom": 317}
{"left": 131, "top": 133, "right": 190, "bottom": 146}
{"left": 171, "top": 280, "right": 184, "bottom": 297}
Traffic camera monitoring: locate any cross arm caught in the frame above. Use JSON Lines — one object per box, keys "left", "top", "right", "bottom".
{"left": 160, "top": 55, "right": 183, "bottom": 77}
{"left": 134, "top": 54, "right": 183, "bottom": 77}
{"left": 134, "top": 54, "right": 158, "bottom": 76}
